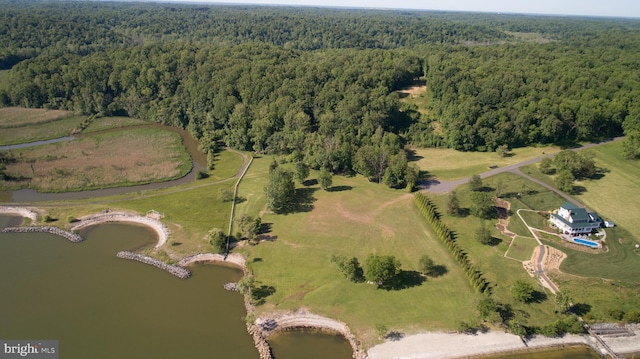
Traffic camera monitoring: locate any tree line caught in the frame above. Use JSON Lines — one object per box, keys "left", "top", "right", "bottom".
{"left": 1, "top": 1, "right": 639, "bottom": 188}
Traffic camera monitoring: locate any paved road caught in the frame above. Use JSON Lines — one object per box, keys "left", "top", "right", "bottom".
{"left": 421, "top": 136, "right": 623, "bottom": 196}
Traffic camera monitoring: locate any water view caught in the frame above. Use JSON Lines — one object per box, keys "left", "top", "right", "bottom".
{"left": 0, "top": 216, "right": 354, "bottom": 359}
{"left": 0, "top": 218, "right": 257, "bottom": 358}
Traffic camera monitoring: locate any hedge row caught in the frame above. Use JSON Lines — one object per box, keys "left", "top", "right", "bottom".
{"left": 414, "top": 192, "right": 491, "bottom": 294}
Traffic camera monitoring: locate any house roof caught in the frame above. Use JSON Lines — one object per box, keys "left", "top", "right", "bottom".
{"left": 560, "top": 202, "right": 581, "bottom": 211}
{"left": 551, "top": 213, "right": 600, "bottom": 229}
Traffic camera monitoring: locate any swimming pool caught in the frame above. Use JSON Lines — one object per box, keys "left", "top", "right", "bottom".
{"left": 573, "top": 238, "right": 600, "bottom": 248}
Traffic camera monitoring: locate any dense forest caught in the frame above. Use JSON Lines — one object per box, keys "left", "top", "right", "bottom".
{"left": 1, "top": 1, "right": 640, "bottom": 185}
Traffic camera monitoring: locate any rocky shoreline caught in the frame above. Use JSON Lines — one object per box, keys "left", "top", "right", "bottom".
{"left": 0, "top": 206, "right": 38, "bottom": 223}
{"left": 116, "top": 251, "right": 191, "bottom": 279}
{"left": 2, "top": 225, "right": 83, "bottom": 242}
{"left": 71, "top": 212, "right": 169, "bottom": 248}
{"left": 177, "top": 252, "right": 363, "bottom": 359}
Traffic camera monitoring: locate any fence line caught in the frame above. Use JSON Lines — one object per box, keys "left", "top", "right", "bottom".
{"left": 226, "top": 155, "right": 254, "bottom": 255}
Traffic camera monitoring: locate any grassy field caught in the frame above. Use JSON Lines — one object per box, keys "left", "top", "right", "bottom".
{"left": 413, "top": 146, "right": 560, "bottom": 180}
{"left": 550, "top": 272, "right": 640, "bottom": 322}
{"left": 0, "top": 115, "right": 87, "bottom": 146}
{"left": 505, "top": 235, "right": 538, "bottom": 262}
{"left": 83, "top": 116, "right": 150, "bottom": 132}
{"left": 234, "top": 157, "right": 479, "bottom": 347}
{"left": 397, "top": 80, "right": 430, "bottom": 115}
{"left": 572, "top": 141, "right": 640, "bottom": 243}
{"left": 431, "top": 176, "right": 562, "bottom": 330}
{"left": 0, "top": 107, "right": 75, "bottom": 128}
{"left": 0, "top": 70, "right": 9, "bottom": 91}
{"left": 1, "top": 128, "right": 191, "bottom": 192}
{"left": 518, "top": 210, "right": 549, "bottom": 231}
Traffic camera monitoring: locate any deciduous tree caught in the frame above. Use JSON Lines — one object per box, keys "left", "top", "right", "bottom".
{"left": 364, "top": 254, "right": 401, "bottom": 286}
{"left": 264, "top": 167, "right": 295, "bottom": 213}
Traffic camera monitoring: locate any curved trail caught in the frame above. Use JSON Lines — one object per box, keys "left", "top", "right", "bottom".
{"left": 421, "top": 136, "right": 623, "bottom": 195}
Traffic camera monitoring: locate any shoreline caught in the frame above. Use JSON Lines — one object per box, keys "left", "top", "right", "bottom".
{"left": 70, "top": 211, "right": 169, "bottom": 248}
{"left": 0, "top": 206, "right": 39, "bottom": 223}
{"left": 4, "top": 206, "right": 639, "bottom": 359}
{"left": 177, "top": 252, "right": 365, "bottom": 359}
{"left": 367, "top": 326, "right": 640, "bottom": 359}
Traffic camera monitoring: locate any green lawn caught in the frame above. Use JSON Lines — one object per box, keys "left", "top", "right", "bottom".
{"left": 518, "top": 210, "right": 549, "bottom": 231}
{"left": 505, "top": 235, "right": 538, "bottom": 262}
{"left": 573, "top": 141, "right": 640, "bottom": 243}
{"left": 547, "top": 224, "right": 640, "bottom": 282}
{"left": 234, "top": 157, "right": 479, "bottom": 347}
{"left": 413, "top": 146, "right": 560, "bottom": 180}
{"left": 432, "top": 182, "right": 560, "bottom": 329}
{"left": 550, "top": 272, "right": 640, "bottom": 323}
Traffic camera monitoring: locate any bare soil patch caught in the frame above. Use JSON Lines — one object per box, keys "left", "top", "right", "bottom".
{"left": 397, "top": 81, "right": 427, "bottom": 99}
{"left": 1, "top": 128, "right": 190, "bottom": 192}
{"left": 0, "top": 107, "right": 73, "bottom": 128}
{"left": 544, "top": 245, "right": 567, "bottom": 271}
{"left": 495, "top": 198, "right": 516, "bottom": 239}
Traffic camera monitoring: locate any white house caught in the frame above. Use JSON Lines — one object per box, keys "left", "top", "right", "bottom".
{"left": 549, "top": 202, "right": 602, "bottom": 235}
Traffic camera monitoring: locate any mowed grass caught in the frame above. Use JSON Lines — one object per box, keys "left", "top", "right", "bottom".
{"left": 1, "top": 128, "right": 191, "bottom": 192}
{"left": 0, "top": 114, "right": 86, "bottom": 145}
{"left": 550, "top": 272, "right": 640, "bottom": 323}
{"left": 0, "top": 107, "right": 74, "bottom": 128}
{"left": 515, "top": 140, "right": 640, "bottom": 281}
{"left": 234, "top": 157, "right": 478, "bottom": 347}
{"left": 572, "top": 141, "right": 640, "bottom": 243}
{"left": 413, "top": 146, "right": 560, "bottom": 180}
{"left": 505, "top": 235, "right": 538, "bottom": 262}
{"left": 548, "top": 224, "right": 640, "bottom": 282}
{"left": 431, "top": 183, "right": 559, "bottom": 330}
{"left": 112, "top": 181, "right": 235, "bottom": 257}
{"left": 83, "top": 116, "right": 150, "bottom": 132}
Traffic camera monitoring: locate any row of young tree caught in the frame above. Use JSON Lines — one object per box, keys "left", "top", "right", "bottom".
{"left": 414, "top": 192, "right": 490, "bottom": 294}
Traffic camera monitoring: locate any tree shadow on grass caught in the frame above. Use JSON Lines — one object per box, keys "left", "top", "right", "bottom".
{"left": 251, "top": 285, "right": 276, "bottom": 305}
{"left": 303, "top": 178, "right": 318, "bottom": 186}
{"left": 529, "top": 290, "right": 548, "bottom": 304}
{"left": 485, "top": 236, "right": 503, "bottom": 246}
{"left": 427, "top": 265, "right": 448, "bottom": 278}
{"left": 571, "top": 302, "right": 592, "bottom": 316}
{"left": 406, "top": 148, "right": 424, "bottom": 162}
{"left": 289, "top": 187, "right": 317, "bottom": 213}
{"left": 327, "top": 185, "right": 352, "bottom": 192}
{"left": 384, "top": 270, "right": 425, "bottom": 290}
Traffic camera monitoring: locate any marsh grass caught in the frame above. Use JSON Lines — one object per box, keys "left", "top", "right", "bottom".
{"left": 83, "top": 116, "right": 150, "bottom": 132}
{"left": 1, "top": 128, "right": 190, "bottom": 192}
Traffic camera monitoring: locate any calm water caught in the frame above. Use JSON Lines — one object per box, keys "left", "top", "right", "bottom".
{"left": 480, "top": 345, "right": 601, "bottom": 359}
{"left": 269, "top": 330, "right": 354, "bottom": 359}
{"left": 0, "top": 219, "right": 257, "bottom": 359}
{"left": 0, "top": 216, "right": 353, "bottom": 359}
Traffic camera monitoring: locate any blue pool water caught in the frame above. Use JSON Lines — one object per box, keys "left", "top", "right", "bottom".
{"left": 573, "top": 238, "right": 600, "bottom": 248}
